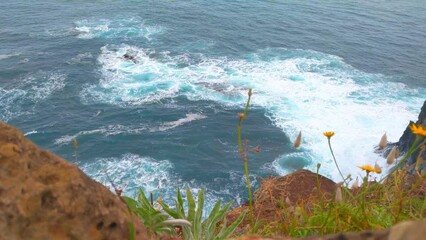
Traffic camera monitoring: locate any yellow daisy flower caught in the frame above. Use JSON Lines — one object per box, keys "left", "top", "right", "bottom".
{"left": 409, "top": 124, "right": 426, "bottom": 137}
{"left": 323, "top": 131, "right": 335, "bottom": 139}
{"left": 358, "top": 165, "right": 381, "bottom": 174}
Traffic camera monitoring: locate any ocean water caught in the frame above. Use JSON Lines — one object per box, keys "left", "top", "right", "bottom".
{"left": 1, "top": 0, "right": 426, "bottom": 208}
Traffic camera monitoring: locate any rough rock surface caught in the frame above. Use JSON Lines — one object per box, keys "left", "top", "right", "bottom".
{"left": 0, "top": 123, "right": 147, "bottom": 240}
{"left": 396, "top": 100, "right": 426, "bottom": 166}
{"left": 226, "top": 170, "right": 337, "bottom": 231}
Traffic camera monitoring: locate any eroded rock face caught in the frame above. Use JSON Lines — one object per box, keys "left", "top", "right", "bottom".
{"left": 396, "top": 100, "right": 426, "bottom": 166}
{"left": 0, "top": 123, "right": 147, "bottom": 240}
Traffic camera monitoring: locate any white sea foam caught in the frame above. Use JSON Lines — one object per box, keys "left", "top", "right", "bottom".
{"left": 28, "top": 27, "right": 74, "bottom": 39}
{"left": 54, "top": 124, "right": 146, "bottom": 145}
{"left": 78, "top": 154, "right": 177, "bottom": 198}
{"left": 74, "top": 18, "right": 163, "bottom": 40}
{"left": 0, "top": 88, "right": 27, "bottom": 122}
{"left": 0, "top": 53, "right": 20, "bottom": 60}
{"left": 54, "top": 114, "right": 206, "bottom": 145}
{"left": 23, "top": 72, "right": 66, "bottom": 101}
{"left": 81, "top": 45, "right": 425, "bottom": 182}
{"left": 0, "top": 71, "right": 66, "bottom": 122}
{"left": 78, "top": 153, "right": 252, "bottom": 213}
{"left": 156, "top": 113, "right": 207, "bottom": 132}
{"left": 19, "top": 58, "right": 30, "bottom": 63}
{"left": 67, "top": 52, "right": 93, "bottom": 65}
{"left": 24, "top": 130, "right": 38, "bottom": 136}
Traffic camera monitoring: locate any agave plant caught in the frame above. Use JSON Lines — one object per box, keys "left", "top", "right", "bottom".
{"left": 158, "top": 188, "right": 246, "bottom": 240}
{"left": 122, "top": 188, "right": 191, "bottom": 237}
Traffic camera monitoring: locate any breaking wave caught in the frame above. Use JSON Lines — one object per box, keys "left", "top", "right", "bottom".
{"left": 80, "top": 44, "right": 425, "bottom": 180}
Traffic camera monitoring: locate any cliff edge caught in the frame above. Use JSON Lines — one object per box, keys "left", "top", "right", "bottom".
{"left": 0, "top": 122, "right": 147, "bottom": 240}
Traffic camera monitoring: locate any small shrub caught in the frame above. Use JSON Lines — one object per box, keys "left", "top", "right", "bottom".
{"left": 123, "top": 188, "right": 191, "bottom": 237}
{"left": 159, "top": 188, "right": 246, "bottom": 240}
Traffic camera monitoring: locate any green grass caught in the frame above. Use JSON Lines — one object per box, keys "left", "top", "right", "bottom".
{"left": 249, "top": 165, "right": 426, "bottom": 238}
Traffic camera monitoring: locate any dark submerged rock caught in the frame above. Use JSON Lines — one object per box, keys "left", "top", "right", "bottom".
{"left": 123, "top": 53, "right": 138, "bottom": 63}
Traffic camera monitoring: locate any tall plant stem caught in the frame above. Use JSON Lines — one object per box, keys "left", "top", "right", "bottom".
{"left": 237, "top": 89, "right": 254, "bottom": 227}
{"left": 327, "top": 138, "right": 347, "bottom": 185}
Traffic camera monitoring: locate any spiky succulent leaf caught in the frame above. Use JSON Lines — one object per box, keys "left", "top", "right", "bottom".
{"left": 193, "top": 189, "right": 204, "bottom": 239}
{"left": 216, "top": 210, "right": 246, "bottom": 240}
{"left": 124, "top": 188, "right": 192, "bottom": 237}
{"left": 203, "top": 200, "right": 223, "bottom": 238}
{"left": 158, "top": 200, "right": 179, "bottom": 219}
{"left": 177, "top": 188, "right": 186, "bottom": 218}
{"left": 186, "top": 188, "right": 196, "bottom": 223}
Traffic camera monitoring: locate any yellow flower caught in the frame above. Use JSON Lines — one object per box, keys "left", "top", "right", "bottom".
{"left": 323, "top": 131, "right": 335, "bottom": 139}
{"left": 358, "top": 165, "right": 381, "bottom": 173}
{"left": 409, "top": 124, "right": 426, "bottom": 137}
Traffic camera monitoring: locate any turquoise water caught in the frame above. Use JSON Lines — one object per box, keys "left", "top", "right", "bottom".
{"left": 1, "top": 0, "right": 425, "bottom": 208}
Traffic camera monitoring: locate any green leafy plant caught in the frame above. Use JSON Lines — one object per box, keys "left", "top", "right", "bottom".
{"left": 123, "top": 188, "right": 191, "bottom": 237}
{"left": 158, "top": 188, "right": 246, "bottom": 240}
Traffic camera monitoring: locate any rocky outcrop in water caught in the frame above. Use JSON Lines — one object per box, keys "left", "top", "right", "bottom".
{"left": 0, "top": 122, "right": 147, "bottom": 240}
{"left": 396, "top": 100, "right": 426, "bottom": 166}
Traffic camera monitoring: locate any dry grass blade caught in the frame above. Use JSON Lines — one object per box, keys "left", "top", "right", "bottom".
{"left": 335, "top": 187, "right": 342, "bottom": 203}
{"left": 387, "top": 146, "right": 397, "bottom": 165}
{"left": 378, "top": 133, "right": 388, "bottom": 150}
{"left": 294, "top": 131, "right": 302, "bottom": 148}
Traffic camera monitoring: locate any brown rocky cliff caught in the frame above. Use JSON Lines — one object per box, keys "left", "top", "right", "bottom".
{"left": 226, "top": 169, "right": 337, "bottom": 233}
{"left": 0, "top": 122, "right": 147, "bottom": 240}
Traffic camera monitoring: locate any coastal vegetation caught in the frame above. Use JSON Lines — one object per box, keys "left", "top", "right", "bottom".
{"left": 123, "top": 187, "right": 245, "bottom": 239}
{"left": 122, "top": 90, "right": 426, "bottom": 239}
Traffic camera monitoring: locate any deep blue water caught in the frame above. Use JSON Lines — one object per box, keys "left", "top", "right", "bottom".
{"left": 1, "top": 0, "right": 426, "bottom": 208}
